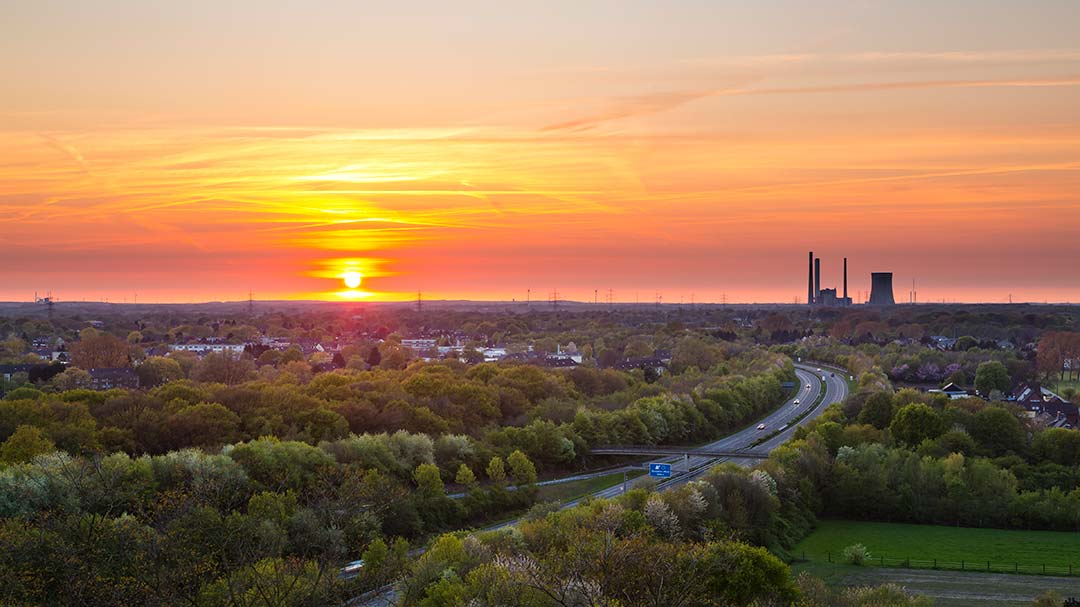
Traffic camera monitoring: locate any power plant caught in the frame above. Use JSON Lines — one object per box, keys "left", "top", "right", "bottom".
{"left": 806, "top": 252, "right": 892, "bottom": 306}
{"left": 869, "top": 272, "right": 896, "bottom": 306}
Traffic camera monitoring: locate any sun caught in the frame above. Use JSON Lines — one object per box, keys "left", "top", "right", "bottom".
{"left": 342, "top": 270, "right": 362, "bottom": 289}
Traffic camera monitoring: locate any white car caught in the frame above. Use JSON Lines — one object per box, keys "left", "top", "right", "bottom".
{"left": 816, "top": 368, "right": 822, "bottom": 372}
{"left": 806, "top": 383, "right": 812, "bottom": 389}
{"left": 793, "top": 399, "right": 800, "bottom": 405}
{"left": 756, "top": 423, "right": 767, "bottom": 430}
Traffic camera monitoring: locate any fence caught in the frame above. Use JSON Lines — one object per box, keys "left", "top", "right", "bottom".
{"left": 795, "top": 551, "right": 1080, "bottom": 577}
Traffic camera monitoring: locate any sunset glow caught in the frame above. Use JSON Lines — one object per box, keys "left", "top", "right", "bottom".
{"left": 3, "top": 2, "right": 1079, "bottom": 303}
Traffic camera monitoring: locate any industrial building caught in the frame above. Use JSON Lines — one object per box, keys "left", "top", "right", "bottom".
{"left": 869, "top": 272, "right": 895, "bottom": 306}
{"left": 806, "top": 252, "right": 854, "bottom": 306}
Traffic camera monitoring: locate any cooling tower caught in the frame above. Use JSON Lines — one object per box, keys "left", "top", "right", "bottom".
{"left": 807, "top": 252, "right": 815, "bottom": 305}
{"left": 869, "top": 272, "right": 895, "bottom": 306}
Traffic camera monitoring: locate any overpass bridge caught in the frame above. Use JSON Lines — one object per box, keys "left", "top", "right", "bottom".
{"left": 590, "top": 445, "right": 768, "bottom": 459}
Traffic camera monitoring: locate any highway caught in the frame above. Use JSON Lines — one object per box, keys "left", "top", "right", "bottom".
{"left": 569, "top": 362, "right": 848, "bottom": 503}
{"left": 348, "top": 362, "right": 850, "bottom": 605}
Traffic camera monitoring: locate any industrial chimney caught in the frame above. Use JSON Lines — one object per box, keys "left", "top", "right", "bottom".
{"left": 807, "top": 252, "right": 814, "bottom": 305}
{"left": 843, "top": 257, "right": 848, "bottom": 303}
{"left": 814, "top": 258, "right": 821, "bottom": 304}
{"left": 869, "top": 272, "right": 895, "bottom": 306}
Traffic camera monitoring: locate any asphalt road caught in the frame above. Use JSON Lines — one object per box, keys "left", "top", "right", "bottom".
{"left": 572, "top": 363, "right": 848, "bottom": 501}
{"left": 349, "top": 362, "right": 850, "bottom": 605}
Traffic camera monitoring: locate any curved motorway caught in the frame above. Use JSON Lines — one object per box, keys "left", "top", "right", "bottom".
{"left": 350, "top": 361, "right": 850, "bottom": 605}
{"left": 575, "top": 362, "right": 849, "bottom": 500}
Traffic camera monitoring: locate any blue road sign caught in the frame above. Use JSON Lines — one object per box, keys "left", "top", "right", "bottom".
{"left": 649, "top": 463, "right": 672, "bottom": 478}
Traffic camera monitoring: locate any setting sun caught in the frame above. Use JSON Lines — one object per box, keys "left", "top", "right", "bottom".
{"left": 342, "top": 271, "right": 362, "bottom": 289}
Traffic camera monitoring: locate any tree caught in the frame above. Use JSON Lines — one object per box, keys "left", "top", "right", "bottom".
{"left": 49, "top": 367, "right": 93, "bottom": 391}
{"left": 954, "top": 336, "right": 978, "bottom": 351}
{"left": 136, "top": 356, "right": 184, "bottom": 387}
{"left": 485, "top": 456, "right": 506, "bottom": 484}
{"left": 365, "top": 346, "right": 382, "bottom": 368}
{"left": 379, "top": 347, "right": 409, "bottom": 371}
{"left": 454, "top": 464, "right": 478, "bottom": 489}
{"left": 974, "top": 361, "right": 1011, "bottom": 396}
{"left": 969, "top": 407, "right": 1025, "bottom": 456}
{"left": 168, "top": 403, "right": 242, "bottom": 449}
{"left": 506, "top": 450, "right": 538, "bottom": 485}
{"left": 1031, "top": 428, "right": 1080, "bottom": 466}
{"left": 889, "top": 404, "right": 945, "bottom": 447}
{"left": 192, "top": 351, "right": 255, "bottom": 385}
{"left": 70, "top": 331, "right": 131, "bottom": 369}
{"left": 857, "top": 392, "right": 895, "bottom": 429}
{"left": 0, "top": 425, "right": 55, "bottom": 464}
{"left": 623, "top": 338, "right": 653, "bottom": 359}
{"left": 413, "top": 463, "right": 445, "bottom": 497}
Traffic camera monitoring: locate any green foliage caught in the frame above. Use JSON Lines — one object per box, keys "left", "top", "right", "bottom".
{"left": 842, "top": 542, "right": 870, "bottom": 565}
{"left": 414, "top": 462, "right": 445, "bottom": 497}
{"left": 486, "top": 456, "right": 506, "bottom": 484}
{"left": 969, "top": 406, "right": 1026, "bottom": 456}
{"left": 889, "top": 404, "right": 945, "bottom": 447}
{"left": 975, "top": 360, "right": 1011, "bottom": 395}
{"left": 0, "top": 425, "right": 55, "bottom": 465}
{"left": 506, "top": 450, "right": 537, "bottom": 485}
{"left": 454, "top": 463, "right": 477, "bottom": 488}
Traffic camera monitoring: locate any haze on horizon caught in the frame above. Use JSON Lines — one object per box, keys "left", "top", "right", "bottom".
{"left": 2, "top": 1, "right": 1079, "bottom": 304}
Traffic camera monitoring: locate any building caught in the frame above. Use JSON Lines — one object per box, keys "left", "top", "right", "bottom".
{"left": 401, "top": 339, "right": 437, "bottom": 352}
{"left": 89, "top": 367, "right": 140, "bottom": 390}
{"left": 0, "top": 363, "right": 66, "bottom": 385}
{"left": 928, "top": 382, "right": 973, "bottom": 399}
{"left": 869, "top": 272, "right": 896, "bottom": 306}
{"left": 1013, "top": 382, "right": 1078, "bottom": 429}
{"left": 170, "top": 343, "right": 246, "bottom": 355}
{"left": 806, "top": 252, "right": 853, "bottom": 306}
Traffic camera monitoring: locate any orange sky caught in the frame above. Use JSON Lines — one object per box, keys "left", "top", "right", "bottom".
{"left": 2, "top": 1, "right": 1080, "bottom": 303}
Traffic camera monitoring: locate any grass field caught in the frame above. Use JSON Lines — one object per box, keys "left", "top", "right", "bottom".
{"left": 794, "top": 520, "right": 1080, "bottom": 572}
{"left": 536, "top": 469, "right": 646, "bottom": 503}
{"left": 1048, "top": 378, "right": 1080, "bottom": 395}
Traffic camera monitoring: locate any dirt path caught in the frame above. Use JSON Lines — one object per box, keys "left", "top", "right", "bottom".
{"left": 823, "top": 567, "right": 1080, "bottom": 606}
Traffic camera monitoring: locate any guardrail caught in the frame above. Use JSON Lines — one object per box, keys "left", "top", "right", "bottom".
{"left": 749, "top": 368, "right": 831, "bottom": 447}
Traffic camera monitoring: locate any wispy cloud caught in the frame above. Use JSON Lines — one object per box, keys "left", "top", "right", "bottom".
{"left": 541, "top": 74, "right": 1080, "bottom": 131}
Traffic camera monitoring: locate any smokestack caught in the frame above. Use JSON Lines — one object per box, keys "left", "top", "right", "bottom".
{"left": 843, "top": 257, "right": 848, "bottom": 302}
{"left": 869, "top": 272, "right": 896, "bottom": 306}
{"left": 814, "top": 258, "right": 821, "bottom": 303}
{"left": 807, "top": 252, "right": 814, "bottom": 305}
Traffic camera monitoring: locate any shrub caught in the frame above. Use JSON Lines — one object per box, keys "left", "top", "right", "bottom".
{"left": 842, "top": 543, "right": 870, "bottom": 566}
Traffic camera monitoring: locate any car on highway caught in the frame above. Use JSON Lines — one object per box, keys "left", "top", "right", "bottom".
{"left": 816, "top": 367, "right": 822, "bottom": 372}
{"left": 756, "top": 423, "right": 766, "bottom": 430}
{"left": 793, "top": 399, "right": 800, "bottom": 405}
{"left": 806, "top": 383, "right": 811, "bottom": 389}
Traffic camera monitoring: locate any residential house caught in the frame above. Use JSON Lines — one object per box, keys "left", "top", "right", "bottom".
{"left": 89, "top": 367, "right": 140, "bottom": 390}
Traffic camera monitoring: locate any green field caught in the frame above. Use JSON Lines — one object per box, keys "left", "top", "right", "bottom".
{"left": 794, "top": 520, "right": 1080, "bottom": 572}
{"left": 536, "top": 469, "right": 646, "bottom": 503}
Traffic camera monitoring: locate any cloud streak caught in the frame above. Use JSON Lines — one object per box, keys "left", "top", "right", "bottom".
{"left": 541, "top": 74, "right": 1080, "bottom": 131}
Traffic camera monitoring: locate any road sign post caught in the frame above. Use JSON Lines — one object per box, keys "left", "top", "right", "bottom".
{"left": 649, "top": 463, "right": 672, "bottom": 478}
